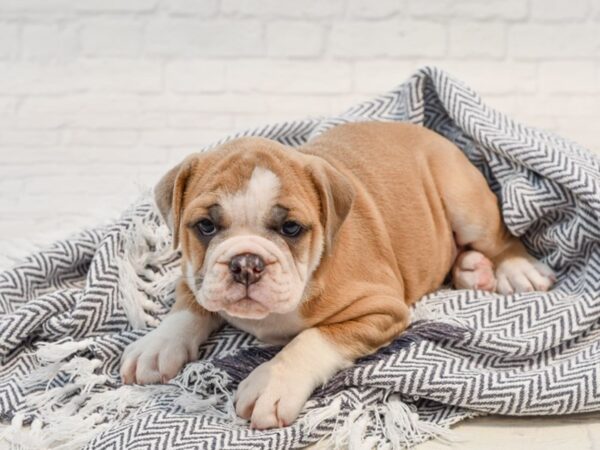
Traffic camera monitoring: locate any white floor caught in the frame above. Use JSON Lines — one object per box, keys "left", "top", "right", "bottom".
{"left": 416, "top": 413, "right": 600, "bottom": 450}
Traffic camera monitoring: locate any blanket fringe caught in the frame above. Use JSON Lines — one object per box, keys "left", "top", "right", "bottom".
{"left": 172, "top": 362, "right": 242, "bottom": 423}
{"left": 300, "top": 397, "right": 343, "bottom": 436}
{"left": 34, "top": 338, "right": 95, "bottom": 363}
{"left": 5, "top": 339, "right": 231, "bottom": 450}
{"left": 381, "top": 395, "right": 454, "bottom": 449}
{"left": 116, "top": 209, "right": 180, "bottom": 329}
{"left": 306, "top": 393, "right": 456, "bottom": 450}
{"left": 11, "top": 331, "right": 457, "bottom": 450}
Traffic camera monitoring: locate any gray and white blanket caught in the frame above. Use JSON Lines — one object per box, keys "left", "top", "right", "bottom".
{"left": 1, "top": 66, "right": 599, "bottom": 449}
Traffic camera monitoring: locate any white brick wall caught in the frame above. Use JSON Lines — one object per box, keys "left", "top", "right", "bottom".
{"left": 1, "top": 0, "right": 600, "bottom": 251}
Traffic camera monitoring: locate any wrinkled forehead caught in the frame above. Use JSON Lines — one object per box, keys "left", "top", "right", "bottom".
{"left": 220, "top": 166, "right": 282, "bottom": 228}
{"left": 183, "top": 148, "right": 317, "bottom": 232}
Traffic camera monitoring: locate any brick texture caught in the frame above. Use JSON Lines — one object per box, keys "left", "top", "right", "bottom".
{"left": 0, "top": 0, "right": 599, "bottom": 245}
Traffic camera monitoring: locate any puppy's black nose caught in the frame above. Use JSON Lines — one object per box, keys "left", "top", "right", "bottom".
{"left": 229, "top": 253, "right": 265, "bottom": 286}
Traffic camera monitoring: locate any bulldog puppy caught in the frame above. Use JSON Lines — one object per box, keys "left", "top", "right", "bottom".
{"left": 120, "top": 122, "right": 555, "bottom": 429}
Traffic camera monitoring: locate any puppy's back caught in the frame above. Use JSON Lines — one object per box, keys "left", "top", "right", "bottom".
{"left": 301, "top": 122, "right": 461, "bottom": 301}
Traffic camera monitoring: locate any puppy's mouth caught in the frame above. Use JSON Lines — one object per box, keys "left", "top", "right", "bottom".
{"left": 223, "top": 296, "right": 270, "bottom": 320}
{"left": 195, "top": 271, "right": 277, "bottom": 320}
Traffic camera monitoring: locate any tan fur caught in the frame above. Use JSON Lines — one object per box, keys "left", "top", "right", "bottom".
{"left": 125, "top": 121, "right": 554, "bottom": 428}
{"left": 161, "top": 122, "right": 548, "bottom": 355}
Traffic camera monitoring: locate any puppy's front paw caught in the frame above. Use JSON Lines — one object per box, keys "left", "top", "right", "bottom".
{"left": 234, "top": 360, "right": 313, "bottom": 429}
{"left": 120, "top": 328, "right": 198, "bottom": 385}
{"left": 494, "top": 256, "right": 556, "bottom": 294}
{"left": 120, "top": 311, "right": 207, "bottom": 385}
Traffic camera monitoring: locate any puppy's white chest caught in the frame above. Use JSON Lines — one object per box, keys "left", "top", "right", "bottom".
{"left": 220, "top": 309, "right": 305, "bottom": 345}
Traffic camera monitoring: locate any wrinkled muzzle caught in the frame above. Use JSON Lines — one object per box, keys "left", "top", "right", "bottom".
{"left": 194, "top": 235, "right": 306, "bottom": 320}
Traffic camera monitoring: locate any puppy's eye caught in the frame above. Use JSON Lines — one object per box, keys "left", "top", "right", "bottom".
{"left": 196, "top": 218, "right": 217, "bottom": 236}
{"left": 279, "top": 220, "right": 303, "bottom": 238}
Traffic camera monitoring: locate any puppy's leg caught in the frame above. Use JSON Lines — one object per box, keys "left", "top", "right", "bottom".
{"left": 120, "top": 280, "right": 222, "bottom": 385}
{"left": 235, "top": 327, "right": 350, "bottom": 429}
{"left": 436, "top": 152, "right": 555, "bottom": 294}
{"left": 235, "top": 295, "right": 409, "bottom": 429}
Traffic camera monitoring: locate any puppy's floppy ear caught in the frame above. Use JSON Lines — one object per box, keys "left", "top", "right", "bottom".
{"left": 154, "top": 157, "right": 196, "bottom": 249}
{"left": 307, "top": 156, "right": 355, "bottom": 253}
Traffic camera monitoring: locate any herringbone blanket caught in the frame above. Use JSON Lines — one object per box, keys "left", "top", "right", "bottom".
{"left": 1, "top": 66, "right": 599, "bottom": 449}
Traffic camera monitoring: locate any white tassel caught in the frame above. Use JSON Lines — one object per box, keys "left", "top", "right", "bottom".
{"left": 7, "top": 385, "right": 177, "bottom": 449}
{"left": 61, "top": 357, "right": 102, "bottom": 380}
{"left": 382, "top": 396, "right": 420, "bottom": 449}
{"left": 382, "top": 395, "right": 457, "bottom": 449}
{"left": 172, "top": 362, "right": 241, "bottom": 423}
{"left": 175, "top": 393, "right": 220, "bottom": 413}
{"left": 115, "top": 207, "right": 180, "bottom": 330}
{"left": 300, "top": 396, "right": 342, "bottom": 436}
{"left": 326, "top": 393, "right": 457, "bottom": 450}
{"left": 22, "top": 361, "right": 63, "bottom": 389}
{"left": 116, "top": 256, "right": 157, "bottom": 329}
{"left": 175, "top": 362, "right": 230, "bottom": 393}
{"left": 328, "top": 402, "right": 372, "bottom": 450}
{"left": 347, "top": 408, "right": 370, "bottom": 450}
{"left": 35, "top": 338, "right": 94, "bottom": 363}
{"left": 414, "top": 416, "right": 458, "bottom": 444}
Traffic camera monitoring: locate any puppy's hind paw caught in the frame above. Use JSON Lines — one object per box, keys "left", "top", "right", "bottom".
{"left": 452, "top": 250, "right": 497, "bottom": 291}
{"left": 494, "top": 257, "right": 556, "bottom": 294}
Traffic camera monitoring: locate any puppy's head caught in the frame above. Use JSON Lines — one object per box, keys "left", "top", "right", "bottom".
{"left": 156, "top": 137, "right": 354, "bottom": 320}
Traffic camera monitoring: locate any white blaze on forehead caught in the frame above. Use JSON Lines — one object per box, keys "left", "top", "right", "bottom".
{"left": 221, "top": 166, "right": 280, "bottom": 228}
